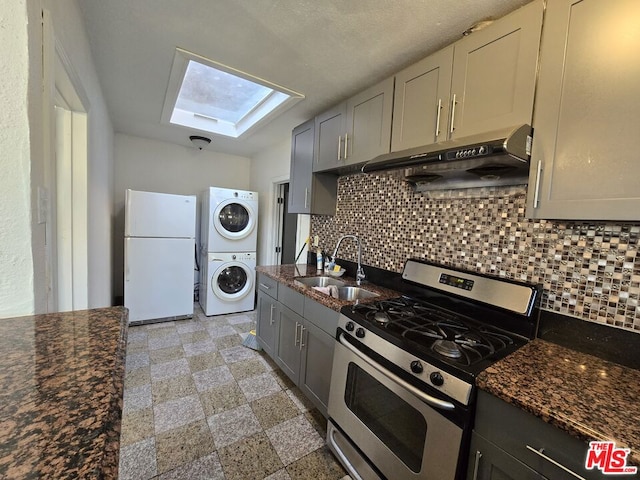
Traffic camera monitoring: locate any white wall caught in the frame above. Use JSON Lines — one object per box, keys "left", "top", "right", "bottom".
{"left": 0, "top": 0, "right": 114, "bottom": 317}
{"left": 249, "top": 137, "right": 310, "bottom": 266}
{"left": 113, "top": 133, "right": 252, "bottom": 300}
{"left": 49, "top": 0, "right": 115, "bottom": 308}
{"left": 0, "top": 0, "right": 36, "bottom": 317}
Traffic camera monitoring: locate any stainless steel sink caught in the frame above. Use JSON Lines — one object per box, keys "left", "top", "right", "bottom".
{"left": 336, "top": 286, "right": 379, "bottom": 301}
{"left": 295, "top": 276, "right": 346, "bottom": 288}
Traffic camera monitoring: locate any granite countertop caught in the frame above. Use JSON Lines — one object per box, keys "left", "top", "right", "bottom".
{"left": 0, "top": 307, "right": 128, "bottom": 479}
{"left": 256, "top": 264, "right": 401, "bottom": 311}
{"left": 477, "top": 338, "right": 640, "bottom": 465}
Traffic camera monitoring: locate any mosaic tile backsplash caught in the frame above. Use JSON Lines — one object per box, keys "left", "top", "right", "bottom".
{"left": 310, "top": 171, "right": 640, "bottom": 333}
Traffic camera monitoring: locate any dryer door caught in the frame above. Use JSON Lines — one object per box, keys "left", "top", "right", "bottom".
{"left": 213, "top": 199, "right": 256, "bottom": 240}
{"left": 211, "top": 261, "right": 254, "bottom": 301}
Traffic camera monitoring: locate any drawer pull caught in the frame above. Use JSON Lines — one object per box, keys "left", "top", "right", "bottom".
{"left": 525, "top": 445, "right": 586, "bottom": 480}
{"left": 294, "top": 321, "right": 301, "bottom": 346}
{"left": 435, "top": 98, "right": 443, "bottom": 138}
{"left": 533, "top": 159, "right": 543, "bottom": 208}
{"left": 344, "top": 133, "right": 349, "bottom": 159}
{"left": 299, "top": 325, "right": 306, "bottom": 350}
{"left": 259, "top": 283, "right": 272, "bottom": 290}
{"left": 449, "top": 93, "right": 457, "bottom": 134}
{"left": 472, "top": 451, "right": 482, "bottom": 480}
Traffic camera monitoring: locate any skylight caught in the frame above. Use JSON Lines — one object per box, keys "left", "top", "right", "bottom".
{"left": 162, "top": 48, "right": 303, "bottom": 138}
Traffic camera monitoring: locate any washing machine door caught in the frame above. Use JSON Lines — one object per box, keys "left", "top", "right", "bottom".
{"left": 211, "top": 261, "right": 253, "bottom": 301}
{"left": 213, "top": 199, "right": 256, "bottom": 240}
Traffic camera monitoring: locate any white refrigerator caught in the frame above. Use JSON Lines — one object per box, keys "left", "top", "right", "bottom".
{"left": 124, "top": 189, "right": 196, "bottom": 324}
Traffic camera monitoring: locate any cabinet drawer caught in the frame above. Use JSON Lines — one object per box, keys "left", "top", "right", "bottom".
{"left": 304, "top": 298, "right": 339, "bottom": 336}
{"left": 278, "top": 284, "right": 305, "bottom": 316}
{"left": 256, "top": 273, "right": 278, "bottom": 298}
{"left": 475, "top": 391, "right": 605, "bottom": 480}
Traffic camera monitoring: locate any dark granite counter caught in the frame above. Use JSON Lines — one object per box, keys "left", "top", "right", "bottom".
{"left": 477, "top": 338, "right": 640, "bottom": 465}
{"left": 0, "top": 307, "right": 128, "bottom": 479}
{"left": 256, "top": 264, "right": 401, "bottom": 312}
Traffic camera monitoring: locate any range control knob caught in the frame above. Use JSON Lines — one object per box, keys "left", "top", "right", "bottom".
{"left": 345, "top": 322, "right": 355, "bottom": 332}
{"left": 410, "top": 360, "right": 423, "bottom": 374}
{"left": 430, "top": 372, "right": 444, "bottom": 387}
{"left": 355, "top": 328, "right": 365, "bottom": 339}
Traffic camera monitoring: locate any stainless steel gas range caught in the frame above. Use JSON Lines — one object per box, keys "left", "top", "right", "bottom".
{"left": 327, "top": 259, "right": 540, "bottom": 480}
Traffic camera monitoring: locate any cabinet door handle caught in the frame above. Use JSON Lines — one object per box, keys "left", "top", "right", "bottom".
{"left": 294, "top": 321, "right": 300, "bottom": 346}
{"left": 525, "top": 445, "right": 586, "bottom": 480}
{"left": 471, "top": 451, "right": 482, "bottom": 480}
{"left": 304, "top": 188, "right": 309, "bottom": 209}
{"left": 269, "top": 304, "right": 275, "bottom": 325}
{"left": 344, "top": 133, "right": 349, "bottom": 159}
{"left": 533, "top": 159, "right": 543, "bottom": 208}
{"left": 449, "top": 93, "right": 457, "bottom": 135}
{"left": 435, "top": 98, "right": 443, "bottom": 138}
{"left": 299, "top": 325, "right": 306, "bottom": 350}
{"left": 337, "top": 136, "right": 342, "bottom": 161}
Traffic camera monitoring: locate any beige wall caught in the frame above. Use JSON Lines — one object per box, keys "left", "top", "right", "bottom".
{"left": 113, "top": 133, "right": 252, "bottom": 301}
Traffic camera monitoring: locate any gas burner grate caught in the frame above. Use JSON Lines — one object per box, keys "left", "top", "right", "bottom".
{"left": 351, "top": 296, "right": 517, "bottom": 366}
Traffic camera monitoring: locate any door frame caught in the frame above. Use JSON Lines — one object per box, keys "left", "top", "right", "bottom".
{"left": 269, "top": 177, "right": 310, "bottom": 266}
{"left": 42, "top": 7, "right": 89, "bottom": 311}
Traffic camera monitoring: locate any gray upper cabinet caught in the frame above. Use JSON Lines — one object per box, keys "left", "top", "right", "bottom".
{"left": 313, "top": 77, "right": 394, "bottom": 171}
{"left": 526, "top": 0, "right": 640, "bottom": 221}
{"left": 289, "top": 118, "right": 337, "bottom": 215}
{"left": 449, "top": 0, "right": 543, "bottom": 139}
{"left": 344, "top": 77, "right": 394, "bottom": 165}
{"left": 390, "top": 0, "right": 542, "bottom": 152}
{"left": 314, "top": 103, "right": 346, "bottom": 172}
{"left": 391, "top": 46, "right": 454, "bottom": 151}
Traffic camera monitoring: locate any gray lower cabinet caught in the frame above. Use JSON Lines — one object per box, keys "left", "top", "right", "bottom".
{"left": 256, "top": 290, "right": 278, "bottom": 357}
{"left": 526, "top": 0, "right": 640, "bottom": 221}
{"left": 468, "top": 433, "right": 545, "bottom": 480}
{"left": 275, "top": 303, "right": 304, "bottom": 383}
{"left": 298, "top": 319, "right": 334, "bottom": 414}
{"left": 255, "top": 274, "right": 338, "bottom": 417}
{"left": 468, "top": 390, "right": 629, "bottom": 480}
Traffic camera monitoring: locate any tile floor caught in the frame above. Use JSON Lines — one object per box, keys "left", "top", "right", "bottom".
{"left": 119, "top": 304, "right": 349, "bottom": 480}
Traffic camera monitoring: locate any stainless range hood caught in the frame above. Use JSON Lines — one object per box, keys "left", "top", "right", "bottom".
{"left": 361, "top": 124, "right": 533, "bottom": 191}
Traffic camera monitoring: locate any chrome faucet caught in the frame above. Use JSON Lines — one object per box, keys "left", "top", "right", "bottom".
{"left": 331, "top": 235, "right": 366, "bottom": 286}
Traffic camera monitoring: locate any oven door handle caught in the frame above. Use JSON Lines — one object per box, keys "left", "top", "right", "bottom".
{"left": 327, "top": 425, "right": 365, "bottom": 480}
{"left": 338, "top": 332, "right": 456, "bottom": 411}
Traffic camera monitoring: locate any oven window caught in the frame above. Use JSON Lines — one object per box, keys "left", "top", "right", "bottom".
{"left": 344, "top": 363, "right": 426, "bottom": 473}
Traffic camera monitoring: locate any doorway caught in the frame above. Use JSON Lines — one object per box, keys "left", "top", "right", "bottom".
{"left": 274, "top": 182, "right": 299, "bottom": 265}
{"left": 43, "top": 9, "right": 89, "bottom": 312}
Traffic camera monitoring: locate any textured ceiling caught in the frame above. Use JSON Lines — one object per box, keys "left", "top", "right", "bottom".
{"left": 79, "top": 0, "right": 530, "bottom": 157}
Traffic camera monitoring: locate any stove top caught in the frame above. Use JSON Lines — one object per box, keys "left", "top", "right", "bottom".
{"left": 337, "top": 259, "right": 540, "bottom": 387}
{"left": 348, "top": 296, "right": 526, "bottom": 369}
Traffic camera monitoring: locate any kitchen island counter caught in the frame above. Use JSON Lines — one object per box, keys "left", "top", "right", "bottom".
{"left": 256, "top": 263, "right": 401, "bottom": 312}
{"left": 0, "top": 307, "right": 128, "bottom": 479}
{"left": 477, "top": 338, "right": 640, "bottom": 466}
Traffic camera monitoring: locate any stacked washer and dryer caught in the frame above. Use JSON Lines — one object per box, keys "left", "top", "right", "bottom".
{"left": 199, "top": 187, "right": 259, "bottom": 316}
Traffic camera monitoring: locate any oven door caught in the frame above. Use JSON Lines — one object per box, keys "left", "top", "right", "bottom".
{"left": 328, "top": 332, "right": 464, "bottom": 480}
